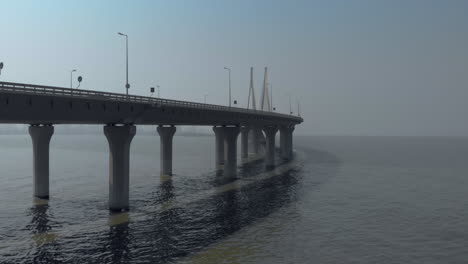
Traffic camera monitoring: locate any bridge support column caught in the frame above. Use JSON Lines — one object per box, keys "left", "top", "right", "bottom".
{"left": 213, "top": 126, "right": 225, "bottom": 168}
{"left": 249, "top": 127, "right": 261, "bottom": 155}
{"left": 29, "top": 125, "right": 54, "bottom": 199}
{"left": 280, "top": 125, "right": 295, "bottom": 160}
{"left": 263, "top": 126, "right": 278, "bottom": 168}
{"left": 104, "top": 124, "right": 136, "bottom": 211}
{"left": 240, "top": 126, "right": 250, "bottom": 159}
{"left": 157, "top": 126, "right": 177, "bottom": 176}
{"left": 287, "top": 126, "right": 295, "bottom": 158}
{"left": 280, "top": 126, "right": 287, "bottom": 159}
{"left": 223, "top": 126, "right": 240, "bottom": 177}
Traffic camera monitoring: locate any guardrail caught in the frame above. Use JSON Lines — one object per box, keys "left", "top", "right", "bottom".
{"left": 0, "top": 81, "right": 302, "bottom": 122}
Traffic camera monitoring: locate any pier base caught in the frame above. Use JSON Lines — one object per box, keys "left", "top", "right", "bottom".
{"left": 104, "top": 124, "right": 136, "bottom": 211}
{"left": 29, "top": 125, "right": 54, "bottom": 199}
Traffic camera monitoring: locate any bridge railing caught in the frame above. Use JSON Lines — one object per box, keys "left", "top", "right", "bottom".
{"left": 0, "top": 81, "right": 302, "bottom": 122}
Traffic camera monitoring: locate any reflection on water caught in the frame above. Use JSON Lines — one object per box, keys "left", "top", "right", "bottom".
{"left": 29, "top": 202, "right": 63, "bottom": 263}
{"left": 18, "top": 161, "right": 305, "bottom": 263}
{"left": 4, "top": 135, "right": 468, "bottom": 263}
{"left": 107, "top": 216, "right": 130, "bottom": 264}
{"left": 0, "top": 135, "right": 316, "bottom": 263}
{"left": 120, "top": 159, "right": 304, "bottom": 263}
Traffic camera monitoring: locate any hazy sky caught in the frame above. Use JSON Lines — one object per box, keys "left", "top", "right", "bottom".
{"left": 1, "top": 0, "right": 467, "bottom": 136}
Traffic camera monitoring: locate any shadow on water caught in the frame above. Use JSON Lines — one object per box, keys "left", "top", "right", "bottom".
{"left": 27, "top": 148, "right": 342, "bottom": 264}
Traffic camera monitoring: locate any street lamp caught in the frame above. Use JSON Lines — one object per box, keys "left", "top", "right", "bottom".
{"left": 70, "top": 69, "right": 77, "bottom": 88}
{"left": 297, "top": 100, "right": 301, "bottom": 117}
{"left": 117, "top": 32, "right": 130, "bottom": 95}
{"left": 289, "top": 94, "right": 293, "bottom": 115}
{"left": 150, "top": 85, "right": 160, "bottom": 97}
{"left": 223, "top": 67, "right": 231, "bottom": 107}
{"left": 0, "top": 62, "right": 4, "bottom": 76}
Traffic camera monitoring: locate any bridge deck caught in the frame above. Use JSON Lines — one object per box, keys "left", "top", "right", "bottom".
{"left": 0, "top": 81, "right": 303, "bottom": 126}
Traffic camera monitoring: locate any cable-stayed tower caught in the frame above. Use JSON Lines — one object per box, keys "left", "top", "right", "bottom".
{"left": 260, "top": 67, "right": 271, "bottom": 111}
{"left": 247, "top": 67, "right": 256, "bottom": 110}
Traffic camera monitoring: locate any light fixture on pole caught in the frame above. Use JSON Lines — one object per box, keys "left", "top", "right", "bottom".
{"left": 76, "top": 76, "right": 83, "bottom": 89}
{"left": 223, "top": 67, "right": 231, "bottom": 107}
{"left": 70, "top": 69, "right": 76, "bottom": 88}
{"left": 0, "top": 62, "right": 4, "bottom": 76}
{"left": 117, "top": 32, "right": 130, "bottom": 96}
{"left": 157, "top": 85, "right": 160, "bottom": 98}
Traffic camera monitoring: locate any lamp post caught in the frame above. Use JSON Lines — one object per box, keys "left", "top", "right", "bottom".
{"left": 0, "top": 62, "right": 3, "bottom": 76}
{"left": 297, "top": 100, "right": 301, "bottom": 117}
{"left": 223, "top": 67, "right": 231, "bottom": 107}
{"left": 157, "top": 85, "right": 160, "bottom": 98}
{"left": 70, "top": 69, "right": 76, "bottom": 88}
{"left": 289, "top": 94, "right": 293, "bottom": 115}
{"left": 117, "top": 32, "right": 130, "bottom": 95}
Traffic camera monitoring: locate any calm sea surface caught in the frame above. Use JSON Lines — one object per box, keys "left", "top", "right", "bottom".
{"left": 0, "top": 134, "right": 467, "bottom": 263}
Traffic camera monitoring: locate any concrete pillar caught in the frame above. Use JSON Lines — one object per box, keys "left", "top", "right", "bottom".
{"left": 223, "top": 126, "right": 240, "bottom": 177}
{"left": 263, "top": 126, "right": 278, "bottom": 168}
{"left": 280, "top": 126, "right": 287, "bottom": 159}
{"left": 280, "top": 125, "right": 295, "bottom": 160}
{"left": 104, "top": 125, "right": 136, "bottom": 211}
{"left": 157, "top": 126, "right": 177, "bottom": 176}
{"left": 248, "top": 127, "right": 261, "bottom": 154}
{"left": 29, "top": 125, "right": 54, "bottom": 199}
{"left": 240, "top": 126, "right": 250, "bottom": 159}
{"left": 287, "top": 126, "right": 295, "bottom": 158}
{"left": 213, "top": 126, "right": 225, "bottom": 168}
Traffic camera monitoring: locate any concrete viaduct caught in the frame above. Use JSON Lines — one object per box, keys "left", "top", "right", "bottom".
{"left": 0, "top": 81, "right": 303, "bottom": 211}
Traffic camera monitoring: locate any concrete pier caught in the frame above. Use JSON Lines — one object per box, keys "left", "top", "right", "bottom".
{"left": 263, "top": 126, "right": 278, "bottom": 168}
{"left": 240, "top": 126, "right": 250, "bottom": 159}
{"left": 29, "top": 125, "right": 54, "bottom": 199}
{"left": 280, "top": 126, "right": 294, "bottom": 160}
{"left": 287, "top": 126, "right": 295, "bottom": 158}
{"left": 248, "top": 127, "right": 261, "bottom": 155}
{"left": 222, "top": 126, "right": 240, "bottom": 177}
{"left": 157, "top": 126, "right": 176, "bottom": 176}
{"left": 280, "top": 126, "right": 287, "bottom": 159}
{"left": 213, "top": 126, "right": 225, "bottom": 168}
{"left": 104, "top": 124, "right": 136, "bottom": 211}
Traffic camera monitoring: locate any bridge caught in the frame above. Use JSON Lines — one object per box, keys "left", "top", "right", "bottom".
{"left": 0, "top": 79, "right": 303, "bottom": 211}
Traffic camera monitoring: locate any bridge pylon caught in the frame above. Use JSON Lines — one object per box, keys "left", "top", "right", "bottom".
{"left": 260, "top": 67, "right": 271, "bottom": 112}
{"left": 247, "top": 67, "right": 257, "bottom": 110}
